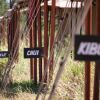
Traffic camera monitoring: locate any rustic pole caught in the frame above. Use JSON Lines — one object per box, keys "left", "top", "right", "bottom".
{"left": 7, "top": 18, "right": 10, "bottom": 53}
{"left": 29, "top": 0, "right": 37, "bottom": 83}
{"left": 37, "top": 0, "right": 42, "bottom": 82}
{"left": 8, "top": 12, "right": 14, "bottom": 59}
{"left": 44, "top": 0, "right": 48, "bottom": 82}
{"left": 93, "top": 0, "right": 100, "bottom": 99}
{"left": 29, "top": 0, "right": 38, "bottom": 83}
{"left": 33, "top": 5, "right": 37, "bottom": 84}
{"left": 29, "top": 0, "right": 34, "bottom": 80}
{"left": 2, "top": 6, "right": 20, "bottom": 90}
{"left": 10, "top": 8, "right": 20, "bottom": 61}
{"left": 49, "top": 0, "right": 56, "bottom": 80}
{"left": 14, "top": 8, "right": 20, "bottom": 61}
{"left": 85, "top": 4, "right": 92, "bottom": 100}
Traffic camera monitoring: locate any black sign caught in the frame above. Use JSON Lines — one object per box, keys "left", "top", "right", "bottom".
{"left": 24, "top": 48, "right": 44, "bottom": 58}
{"left": 0, "top": 51, "right": 9, "bottom": 58}
{"left": 74, "top": 35, "right": 100, "bottom": 61}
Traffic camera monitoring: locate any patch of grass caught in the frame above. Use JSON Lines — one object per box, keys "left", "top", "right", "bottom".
{"left": 10, "top": 81, "right": 39, "bottom": 93}
{"left": 0, "top": 59, "right": 8, "bottom": 81}
{"left": 56, "top": 56, "right": 84, "bottom": 100}
{"left": 12, "top": 42, "right": 30, "bottom": 82}
{"left": 0, "top": 80, "right": 39, "bottom": 99}
{"left": 70, "top": 61, "right": 84, "bottom": 77}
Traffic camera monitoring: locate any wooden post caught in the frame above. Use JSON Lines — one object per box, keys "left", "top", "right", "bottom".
{"left": 15, "top": 8, "right": 20, "bottom": 61}
{"left": 12, "top": 9, "right": 20, "bottom": 61}
{"left": 85, "top": 5, "right": 92, "bottom": 100}
{"left": 37, "top": 0, "right": 42, "bottom": 82}
{"left": 29, "top": 0, "right": 36, "bottom": 83}
{"left": 33, "top": 10, "right": 37, "bottom": 84}
{"left": 49, "top": 0, "right": 56, "bottom": 80}
{"left": 93, "top": 0, "right": 100, "bottom": 99}
{"left": 44, "top": 0, "right": 48, "bottom": 82}
{"left": 29, "top": 0, "right": 34, "bottom": 80}
{"left": 29, "top": 0, "right": 37, "bottom": 83}
{"left": 7, "top": 18, "right": 11, "bottom": 55}
{"left": 8, "top": 11, "right": 15, "bottom": 59}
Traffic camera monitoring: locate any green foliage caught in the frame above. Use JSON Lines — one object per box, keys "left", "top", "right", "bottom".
{"left": 0, "top": 0, "right": 9, "bottom": 16}
{"left": 70, "top": 62, "right": 84, "bottom": 77}
{"left": 60, "top": 56, "right": 84, "bottom": 99}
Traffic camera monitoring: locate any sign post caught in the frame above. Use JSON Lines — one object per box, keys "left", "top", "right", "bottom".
{"left": 93, "top": 0, "right": 100, "bottom": 99}
{"left": 24, "top": 48, "right": 44, "bottom": 58}
{"left": 75, "top": 35, "right": 100, "bottom": 61}
{"left": 0, "top": 51, "right": 9, "bottom": 58}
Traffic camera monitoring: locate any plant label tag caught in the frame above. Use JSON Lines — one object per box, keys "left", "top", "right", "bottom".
{"left": 0, "top": 51, "right": 9, "bottom": 58}
{"left": 24, "top": 48, "right": 44, "bottom": 58}
{"left": 74, "top": 35, "right": 100, "bottom": 61}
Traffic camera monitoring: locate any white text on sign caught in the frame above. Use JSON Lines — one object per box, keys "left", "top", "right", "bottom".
{"left": 77, "top": 42, "right": 100, "bottom": 56}
{"left": 27, "top": 50, "right": 39, "bottom": 56}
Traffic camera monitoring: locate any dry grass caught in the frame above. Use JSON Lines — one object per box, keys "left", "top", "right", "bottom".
{"left": 0, "top": 92, "right": 36, "bottom": 100}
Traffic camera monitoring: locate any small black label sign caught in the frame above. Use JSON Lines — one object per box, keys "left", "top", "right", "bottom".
{"left": 74, "top": 35, "right": 100, "bottom": 61}
{"left": 0, "top": 51, "right": 9, "bottom": 58}
{"left": 24, "top": 48, "right": 44, "bottom": 58}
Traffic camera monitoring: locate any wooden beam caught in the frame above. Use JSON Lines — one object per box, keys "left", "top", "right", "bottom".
{"left": 93, "top": 0, "right": 100, "bottom": 99}
{"left": 49, "top": 0, "right": 56, "bottom": 80}
{"left": 29, "top": 0, "right": 37, "bottom": 83}
{"left": 85, "top": 5, "right": 92, "bottom": 100}
{"left": 37, "top": 0, "right": 42, "bottom": 82}
{"left": 29, "top": 0, "right": 34, "bottom": 80}
{"left": 44, "top": 0, "right": 48, "bottom": 82}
